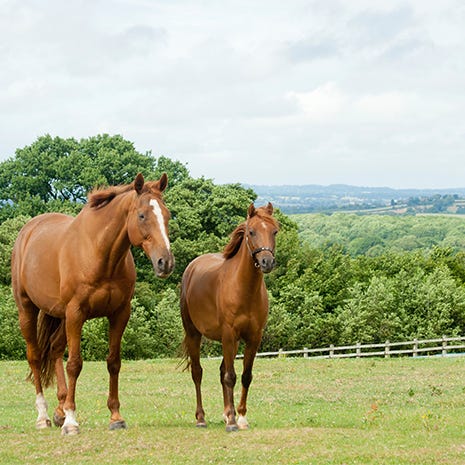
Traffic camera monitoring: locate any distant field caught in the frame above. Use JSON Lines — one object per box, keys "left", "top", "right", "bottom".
{"left": 2, "top": 357, "right": 465, "bottom": 465}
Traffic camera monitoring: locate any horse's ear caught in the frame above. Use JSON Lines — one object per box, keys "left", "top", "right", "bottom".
{"left": 265, "top": 202, "right": 273, "bottom": 215}
{"left": 157, "top": 173, "right": 168, "bottom": 192}
{"left": 134, "top": 173, "right": 145, "bottom": 194}
{"left": 247, "top": 203, "right": 256, "bottom": 218}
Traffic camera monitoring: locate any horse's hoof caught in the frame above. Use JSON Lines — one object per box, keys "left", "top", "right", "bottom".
{"left": 237, "top": 416, "right": 249, "bottom": 430}
{"left": 36, "top": 418, "right": 52, "bottom": 429}
{"left": 61, "top": 424, "right": 80, "bottom": 436}
{"left": 109, "top": 420, "right": 127, "bottom": 431}
{"left": 225, "top": 424, "right": 239, "bottom": 432}
{"left": 196, "top": 421, "right": 207, "bottom": 428}
{"left": 53, "top": 412, "right": 65, "bottom": 428}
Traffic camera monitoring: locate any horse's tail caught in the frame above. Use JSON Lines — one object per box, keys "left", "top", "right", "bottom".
{"left": 178, "top": 281, "right": 192, "bottom": 372}
{"left": 26, "top": 311, "right": 62, "bottom": 388}
{"left": 178, "top": 335, "right": 192, "bottom": 372}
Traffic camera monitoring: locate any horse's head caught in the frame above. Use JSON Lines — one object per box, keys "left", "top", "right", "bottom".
{"left": 128, "top": 173, "right": 175, "bottom": 278}
{"left": 245, "top": 202, "right": 279, "bottom": 274}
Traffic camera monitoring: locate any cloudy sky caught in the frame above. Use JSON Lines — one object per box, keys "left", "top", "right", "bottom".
{"left": 1, "top": 0, "right": 464, "bottom": 188}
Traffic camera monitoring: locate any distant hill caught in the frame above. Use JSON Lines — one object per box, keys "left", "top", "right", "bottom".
{"left": 245, "top": 184, "right": 465, "bottom": 215}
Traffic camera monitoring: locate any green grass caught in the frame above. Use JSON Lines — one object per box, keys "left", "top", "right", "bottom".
{"left": 2, "top": 357, "right": 465, "bottom": 464}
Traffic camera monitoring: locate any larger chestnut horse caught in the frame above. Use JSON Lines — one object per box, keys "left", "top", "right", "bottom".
{"left": 11, "top": 173, "right": 174, "bottom": 435}
{"left": 180, "top": 202, "right": 279, "bottom": 431}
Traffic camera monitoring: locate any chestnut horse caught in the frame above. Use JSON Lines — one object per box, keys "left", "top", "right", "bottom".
{"left": 180, "top": 202, "right": 279, "bottom": 431}
{"left": 11, "top": 173, "right": 174, "bottom": 435}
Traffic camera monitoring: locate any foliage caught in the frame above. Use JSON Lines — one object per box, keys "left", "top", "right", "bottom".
{"left": 2, "top": 135, "right": 465, "bottom": 361}
{"left": 0, "top": 215, "right": 30, "bottom": 285}
{"left": 295, "top": 212, "right": 465, "bottom": 255}
{"left": 0, "top": 286, "right": 25, "bottom": 359}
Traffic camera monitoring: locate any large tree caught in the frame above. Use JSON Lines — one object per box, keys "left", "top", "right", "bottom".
{"left": 0, "top": 134, "right": 164, "bottom": 220}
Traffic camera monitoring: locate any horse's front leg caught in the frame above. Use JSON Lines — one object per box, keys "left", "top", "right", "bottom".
{"left": 236, "top": 339, "right": 260, "bottom": 430}
{"left": 220, "top": 334, "right": 239, "bottom": 432}
{"left": 62, "top": 308, "right": 84, "bottom": 436}
{"left": 106, "top": 306, "right": 130, "bottom": 430}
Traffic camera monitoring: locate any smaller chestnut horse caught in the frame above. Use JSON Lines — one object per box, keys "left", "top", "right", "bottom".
{"left": 11, "top": 173, "right": 174, "bottom": 435}
{"left": 180, "top": 202, "right": 279, "bottom": 431}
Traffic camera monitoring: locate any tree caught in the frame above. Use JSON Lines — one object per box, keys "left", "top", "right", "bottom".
{"left": 0, "top": 134, "right": 159, "bottom": 220}
{"left": 0, "top": 215, "right": 30, "bottom": 285}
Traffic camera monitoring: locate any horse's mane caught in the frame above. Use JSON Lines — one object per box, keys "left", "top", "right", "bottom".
{"left": 87, "top": 180, "right": 161, "bottom": 209}
{"left": 222, "top": 209, "right": 279, "bottom": 260}
{"left": 223, "top": 223, "right": 246, "bottom": 259}
{"left": 87, "top": 184, "right": 134, "bottom": 209}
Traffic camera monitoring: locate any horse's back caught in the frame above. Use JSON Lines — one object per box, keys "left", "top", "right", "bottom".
{"left": 12, "top": 213, "right": 73, "bottom": 313}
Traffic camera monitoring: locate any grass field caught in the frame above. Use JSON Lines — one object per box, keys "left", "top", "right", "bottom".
{"left": 2, "top": 356, "right": 465, "bottom": 464}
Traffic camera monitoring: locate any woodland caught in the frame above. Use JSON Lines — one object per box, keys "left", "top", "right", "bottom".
{"left": 1, "top": 134, "right": 465, "bottom": 359}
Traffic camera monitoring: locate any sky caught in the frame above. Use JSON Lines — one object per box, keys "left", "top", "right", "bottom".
{"left": 1, "top": 0, "right": 464, "bottom": 188}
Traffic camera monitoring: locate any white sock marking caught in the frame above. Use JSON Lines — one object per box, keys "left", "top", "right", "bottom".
{"left": 35, "top": 393, "right": 50, "bottom": 422}
{"left": 149, "top": 199, "right": 170, "bottom": 250}
{"left": 63, "top": 409, "right": 79, "bottom": 427}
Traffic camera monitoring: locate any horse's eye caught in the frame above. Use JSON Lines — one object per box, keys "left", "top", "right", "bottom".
{"left": 138, "top": 213, "right": 145, "bottom": 221}
{"left": 249, "top": 230, "right": 255, "bottom": 237}
{"left": 273, "top": 230, "right": 278, "bottom": 236}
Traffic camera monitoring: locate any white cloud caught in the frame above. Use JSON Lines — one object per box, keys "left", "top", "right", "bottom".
{"left": 289, "top": 83, "right": 346, "bottom": 122}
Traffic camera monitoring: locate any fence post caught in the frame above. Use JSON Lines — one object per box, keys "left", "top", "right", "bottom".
{"left": 303, "top": 347, "right": 309, "bottom": 358}
{"left": 413, "top": 339, "right": 418, "bottom": 357}
{"left": 442, "top": 335, "right": 447, "bottom": 357}
{"left": 329, "top": 344, "right": 334, "bottom": 359}
{"left": 278, "top": 348, "right": 283, "bottom": 358}
{"left": 356, "top": 342, "right": 361, "bottom": 358}
{"left": 384, "top": 340, "right": 390, "bottom": 358}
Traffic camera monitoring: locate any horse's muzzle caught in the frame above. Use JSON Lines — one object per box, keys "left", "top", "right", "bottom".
{"left": 257, "top": 254, "right": 276, "bottom": 274}
{"left": 154, "top": 252, "right": 175, "bottom": 278}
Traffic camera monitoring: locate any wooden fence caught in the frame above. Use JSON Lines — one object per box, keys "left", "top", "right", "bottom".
{"left": 235, "top": 336, "right": 465, "bottom": 360}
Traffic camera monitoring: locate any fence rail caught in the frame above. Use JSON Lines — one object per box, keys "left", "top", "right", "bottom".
{"left": 234, "top": 336, "right": 465, "bottom": 360}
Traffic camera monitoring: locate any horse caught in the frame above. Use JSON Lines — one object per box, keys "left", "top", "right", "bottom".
{"left": 180, "top": 202, "right": 279, "bottom": 431}
{"left": 11, "top": 173, "right": 174, "bottom": 435}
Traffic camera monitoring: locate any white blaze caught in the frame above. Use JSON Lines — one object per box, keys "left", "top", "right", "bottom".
{"left": 150, "top": 199, "right": 170, "bottom": 250}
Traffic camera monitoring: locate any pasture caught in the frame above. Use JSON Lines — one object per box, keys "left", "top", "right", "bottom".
{"left": 2, "top": 357, "right": 465, "bottom": 465}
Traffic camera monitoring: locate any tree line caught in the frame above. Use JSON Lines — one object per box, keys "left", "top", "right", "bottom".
{"left": 1, "top": 134, "right": 465, "bottom": 360}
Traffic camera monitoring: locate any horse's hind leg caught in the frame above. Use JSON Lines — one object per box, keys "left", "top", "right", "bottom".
{"left": 184, "top": 330, "right": 206, "bottom": 427}
{"left": 17, "top": 298, "right": 51, "bottom": 429}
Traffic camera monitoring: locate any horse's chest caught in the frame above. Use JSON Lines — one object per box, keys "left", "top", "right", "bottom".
{"left": 222, "top": 298, "right": 268, "bottom": 332}
{"left": 78, "top": 281, "right": 132, "bottom": 316}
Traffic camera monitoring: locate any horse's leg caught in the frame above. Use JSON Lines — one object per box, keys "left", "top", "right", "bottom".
{"left": 106, "top": 306, "right": 130, "bottom": 430}
{"left": 61, "top": 307, "right": 84, "bottom": 436}
{"left": 50, "top": 322, "right": 67, "bottom": 427}
{"left": 184, "top": 331, "right": 205, "bottom": 427}
{"left": 236, "top": 339, "right": 260, "bottom": 430}
{"left": 220, "top": 335, "right": 239, "bottom": 432}
{"left": 17, "top": 299, "right": 52, "bottom": 429}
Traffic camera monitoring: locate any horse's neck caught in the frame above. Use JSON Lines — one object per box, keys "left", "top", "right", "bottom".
{"left": 78, "top": 193, "right": 133, "bottom": 269}
{"left": 230, "top": 240, "right": 263, "bottom": 289}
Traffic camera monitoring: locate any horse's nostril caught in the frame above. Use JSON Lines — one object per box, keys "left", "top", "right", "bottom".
{"left": 158, "top": 258, "right": 165, "bottom": 268}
